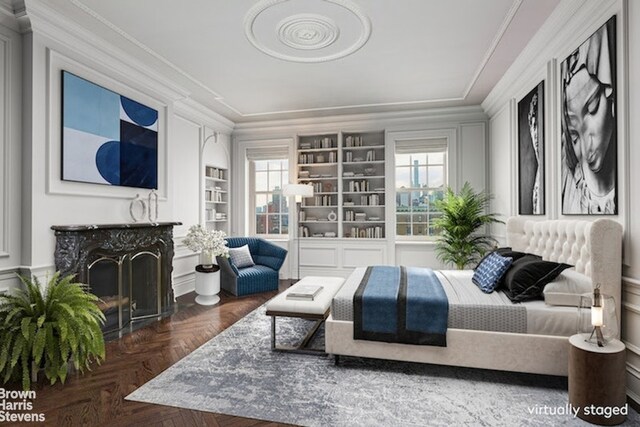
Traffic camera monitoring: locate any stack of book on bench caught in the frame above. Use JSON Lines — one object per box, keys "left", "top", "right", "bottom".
{"left": 286, "top": 285, "right": 324, "bottom": 301}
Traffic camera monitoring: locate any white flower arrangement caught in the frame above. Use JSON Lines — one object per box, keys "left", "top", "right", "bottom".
{"left": 182, "top": 225, "right": 229, "bottom": 258}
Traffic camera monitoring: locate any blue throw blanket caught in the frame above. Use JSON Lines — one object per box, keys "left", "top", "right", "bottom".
{"left": 353, "top": 266, "right": 448, "bottom": 346}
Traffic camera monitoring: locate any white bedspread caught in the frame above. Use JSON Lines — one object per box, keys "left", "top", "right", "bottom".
{"left": 331, "top": 267, "right": 579, "bottom": 337}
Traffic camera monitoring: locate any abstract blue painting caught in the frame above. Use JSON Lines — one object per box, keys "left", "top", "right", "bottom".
{"left": 62, "top": 71, "right": 158, "bottom": 189}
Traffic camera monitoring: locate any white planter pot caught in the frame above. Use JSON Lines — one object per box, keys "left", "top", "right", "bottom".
{"left": 195, "top": 265, "right": 221, "bottom": 305}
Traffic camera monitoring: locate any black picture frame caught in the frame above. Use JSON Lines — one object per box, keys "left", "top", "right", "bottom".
{"left": 518, "top": 81, "right": 545, "bottom": 215}
{"left": 560, "top": 16, "right": 617, "bottom": 215}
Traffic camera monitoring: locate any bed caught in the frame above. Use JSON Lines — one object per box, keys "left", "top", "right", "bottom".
{"left": 325, "top": 218, "right": 623, "bottom": 376}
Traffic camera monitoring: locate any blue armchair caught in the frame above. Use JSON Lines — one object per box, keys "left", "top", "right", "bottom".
{"left": 216, "top": 237, "right": 288, "bottom": 296}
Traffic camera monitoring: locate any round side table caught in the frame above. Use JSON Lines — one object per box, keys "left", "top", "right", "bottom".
{"left": 194, "top": 264, "right": 221, "bottom": 306}
{"left": 568, "top": 334, "right": 626, "bottom": 425}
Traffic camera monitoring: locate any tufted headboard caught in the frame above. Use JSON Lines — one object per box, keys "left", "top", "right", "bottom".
{"left": 506, "top": 217, "right": 623, "bottom": 325}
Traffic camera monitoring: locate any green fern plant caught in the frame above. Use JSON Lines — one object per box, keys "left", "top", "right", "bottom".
{"left": 0, "top": 272, "right": 106, "bottom": 390}
{"left": 433, "top": 182, "right": 502, "bottom": 270}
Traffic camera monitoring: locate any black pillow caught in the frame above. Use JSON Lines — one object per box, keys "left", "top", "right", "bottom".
{"left": 474, "top": 247, "right": 530, "bottom": 270}
{"left": 502, "top": 255, "right": 572, "bottom": 303}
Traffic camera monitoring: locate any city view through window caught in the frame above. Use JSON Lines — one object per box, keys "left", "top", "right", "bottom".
{"left": 395, "top": 152, "right": 446, "bottom": 237}
{"left": 254, "top": 159, "right": 289, "bottom": 235}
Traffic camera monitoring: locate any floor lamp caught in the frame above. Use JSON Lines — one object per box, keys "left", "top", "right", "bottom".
{"left": 283, "top": 184, "right": 314, "bottom": 282}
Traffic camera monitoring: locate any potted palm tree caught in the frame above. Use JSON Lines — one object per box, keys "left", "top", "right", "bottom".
{"left": 433, "top": 182, "right": 501, "bottom": 270}
{"left": 0, "top": 273, "right": 105, "bottom": 390}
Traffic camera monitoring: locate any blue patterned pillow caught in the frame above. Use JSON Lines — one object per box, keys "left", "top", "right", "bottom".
{"left": 472, "top": 252, "right": 513, "bottom": 293}
{"left": 228, "top": 245, "right": 255, "bottom": 269}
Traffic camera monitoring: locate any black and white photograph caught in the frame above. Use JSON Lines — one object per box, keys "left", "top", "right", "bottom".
{"left": 518, "top": 81, "right": 545, "bottom": 215}
{"left": 561, "top": 16, "right": 617, "bottom": 215}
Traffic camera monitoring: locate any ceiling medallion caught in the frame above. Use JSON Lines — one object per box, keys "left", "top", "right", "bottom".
{"left": 244, "top": 0, "right": 371, "bottom": 63}
{"left": 277, "top": 14, "right": 339, "bottom": 51}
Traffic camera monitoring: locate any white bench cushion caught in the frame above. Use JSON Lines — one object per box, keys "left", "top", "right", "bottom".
{"left": 266, "top": 276, "right": 345, "bottom": 316}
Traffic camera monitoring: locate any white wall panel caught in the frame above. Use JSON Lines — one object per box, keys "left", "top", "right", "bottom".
{"left": 488, "top": 105, "right": 513, "bottom": 241}
{"left": 0, "top": 22, "right": 21, "bottom": 290}
{"left": 300, "top": 246, "right": 338, "bottom": 268}
{"left": 342, "top": 246, "right": 386, "bottom": 268}
{"left": 171, "top": 115, "right": 200, "bottom": 237}
{"left": 395, "top": 243, "right": 444, "bottom": 270}
{"left": 460, "top": 123, "right": 487, "bottom": 191}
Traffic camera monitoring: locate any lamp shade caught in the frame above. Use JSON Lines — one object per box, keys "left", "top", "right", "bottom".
{"left": 577, "top": 291, "right": 619, "bottom": 346}
{"left": 283, "top": 184, "right": 314, "bottom": 198}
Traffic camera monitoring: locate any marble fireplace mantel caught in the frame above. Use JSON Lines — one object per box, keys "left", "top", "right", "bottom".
{"left": 51, "top": 221, "right": 182, "bottom": 336}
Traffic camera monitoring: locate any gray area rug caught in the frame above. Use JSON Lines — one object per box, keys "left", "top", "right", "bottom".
{"left": 127, "top": 305, "right": 639, "bottom": 426}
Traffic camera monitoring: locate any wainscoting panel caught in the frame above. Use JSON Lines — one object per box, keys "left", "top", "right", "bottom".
{"left": 300, "top": 246, "right": 338, "bottom": 268}
{"left": 342, "top": 246, "right": 386, "bottom": 268}
{"left": 395, "top": 243, "right": 445, "bottom": 269}
{"left": 299, "top": 267, "right": 354, "bottom": 279}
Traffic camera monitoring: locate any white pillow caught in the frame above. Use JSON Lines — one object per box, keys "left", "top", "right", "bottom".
{"left": 228, "top": 245, "right": 255, "bottom": 269}
{"left": 543, "top": 269, "right": 592, "bottom": 307}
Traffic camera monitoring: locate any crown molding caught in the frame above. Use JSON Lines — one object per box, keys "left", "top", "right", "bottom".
{"left": 462, "top": 0, "right": 523, "bottom": 99}
{"left": 233, "top": 105, "right": 487, "bottom": 137}
{"left": 56, "top": 0, "right": 513, "bottom": 120}
{"left": 174, "top": 98, "right": 235, "bottom": 134}
{"left": 23, "top": 0, "right": 189, "bottom": 103}
{"left": 482, "top": 0, "right": 620, "bottom": 116}
{"left": 67, "top": 0, "right": 223, "bottom": 101}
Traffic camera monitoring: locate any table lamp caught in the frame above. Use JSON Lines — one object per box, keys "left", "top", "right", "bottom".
{"left": 578, "top": 284, "right": 618, "bottom": 347}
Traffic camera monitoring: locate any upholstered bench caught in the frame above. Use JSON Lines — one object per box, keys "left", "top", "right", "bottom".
{"left": 266, "top": 276, "right": 345, "bottom": 354}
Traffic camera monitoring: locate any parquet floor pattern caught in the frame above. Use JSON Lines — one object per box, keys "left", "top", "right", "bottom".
{"left": 11, "top": 283, "right": 294, "bottom": 427}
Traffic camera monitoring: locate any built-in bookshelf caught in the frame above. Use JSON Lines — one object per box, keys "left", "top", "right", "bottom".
{"left": 296, "top": 130, "right": 385, "bottom": 239}
{"left": 204, "top": 165, "right": 228, "bottom": 234}
{"left": 297, "top": 134, "right": 339, "bottom": 238}
{"left": 341, "top": 131, "right": 385, "bottom": 238}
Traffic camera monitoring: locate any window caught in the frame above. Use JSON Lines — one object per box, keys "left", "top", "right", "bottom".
{"left": 395, "top": 141, "right": 447, "bottom": 238}
{"left": 252, "top": 159, "right": 289, "bottom": 235}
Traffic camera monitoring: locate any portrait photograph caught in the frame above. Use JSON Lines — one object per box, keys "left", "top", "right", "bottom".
{"left": 518, "top": 81, "right": 545, "bottom": 215}
{"left": 560, "top": 16, "right": 617, "bottom": 215}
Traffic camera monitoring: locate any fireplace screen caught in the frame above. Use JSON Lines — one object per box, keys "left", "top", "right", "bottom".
{"left": 130, "top": 252, "right": 161, "bottom": 319}
{"left": 87, "top": 250, "right": 161, "bottom": 333}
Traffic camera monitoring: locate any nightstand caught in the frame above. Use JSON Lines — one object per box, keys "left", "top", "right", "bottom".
{"left": 568, "top": 334, "right": 626, "bottom": 425}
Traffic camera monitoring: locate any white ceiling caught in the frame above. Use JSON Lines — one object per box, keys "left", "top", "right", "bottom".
{"left": 43, "top": 0, "right": 559, "bottom": 123}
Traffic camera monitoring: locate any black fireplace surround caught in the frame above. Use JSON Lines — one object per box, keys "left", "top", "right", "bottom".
{"left": 52, "top": 222, "right": 181, "bottom": 335}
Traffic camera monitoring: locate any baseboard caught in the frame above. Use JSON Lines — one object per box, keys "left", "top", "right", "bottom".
{"left": 173, "top": 270, "right": 195, "bottom": 297}
{"left": 0, "top": 267, "right": 21, "bottom": 293}
{"left": 18, "top": 265, "right": 56, "bottom": 283}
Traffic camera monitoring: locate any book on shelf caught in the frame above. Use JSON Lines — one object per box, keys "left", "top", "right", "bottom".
{"left": 344, "top": 136, "right": 364, "bottom": 147}
{"left": 205, "top": 167, "right": 224, "bottom": 180}
{"left": 349, "top": 226, "right": 384, "bottom": 239}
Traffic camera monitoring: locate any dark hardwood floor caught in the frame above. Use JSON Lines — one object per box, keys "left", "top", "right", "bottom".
{"left": 13, "top": 282, "right": 295, "bottom": 427}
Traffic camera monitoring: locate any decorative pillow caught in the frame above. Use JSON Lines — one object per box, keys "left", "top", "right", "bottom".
{"left": 474, "top": 247, "right": 530, "bottom": 270}
{"left": 228, "top": 245, "right": 255, "bottom": 269}
{"left": 543, "top": 269, "right": 592, "bottom": 307}
{"left": 503, "top": 255, "right": 572, "bottom": 302}
{"left": 471, "top": 252, "right": 514, "bottom": 293}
